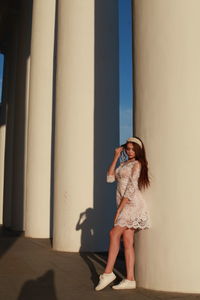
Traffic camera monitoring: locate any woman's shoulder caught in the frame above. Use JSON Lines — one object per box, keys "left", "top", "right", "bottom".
{"left": 134, "top": 160, "right": 142, "bottom": 169}
{"left": 134, "top": 159, "right": 141, "bottom": 166}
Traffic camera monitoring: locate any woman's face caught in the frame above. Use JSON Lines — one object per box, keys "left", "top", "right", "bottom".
{"left": 126, "top": 142, "right": 135, "bottom": 159}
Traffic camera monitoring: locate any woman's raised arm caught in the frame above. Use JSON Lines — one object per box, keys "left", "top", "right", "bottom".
{"left": 106, "top": 146, "right": 124, "bottom": 183}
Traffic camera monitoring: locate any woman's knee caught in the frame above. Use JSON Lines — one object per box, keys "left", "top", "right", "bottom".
{"left": 123, "top": 229, "right": 134, "bottom": 249}
{"left": 109, "top": 228, "right": 116, "bottom": 239}
{"left": 109, "top": 227, "right": 122, "bottom": 239}
{"left": 123, "top": 238, "right": 134, "bottom": 249}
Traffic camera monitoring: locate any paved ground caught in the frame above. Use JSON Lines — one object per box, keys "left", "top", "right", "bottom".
{"left": 0, "top": 225, "right": 200, "bottom": 300}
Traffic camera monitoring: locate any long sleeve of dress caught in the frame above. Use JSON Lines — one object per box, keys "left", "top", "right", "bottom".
{"left": 123, "top": 161, "right": 141, "bottom": 202}
{"left": 106, "top": 172, "right": 115, "bottom": 183}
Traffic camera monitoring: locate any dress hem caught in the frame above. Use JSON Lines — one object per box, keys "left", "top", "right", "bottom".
{"left": 114, "top": 223, "right": 151, "bottom": 230}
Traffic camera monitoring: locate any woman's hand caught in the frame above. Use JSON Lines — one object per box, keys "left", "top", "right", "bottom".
{"left": 114, "top": 209, "right": 120, "bottom": 225}
{"left": 107, "top": 146, "right": 124, "bottom": 176}
{"left": 118, "top": 197, "right": 130, "bottom": 210}
{"left": 114, "top": 197, "right": 130, "bottom": 225}
{"left": 114, "top": 146, "right": 124, "bottom": 159}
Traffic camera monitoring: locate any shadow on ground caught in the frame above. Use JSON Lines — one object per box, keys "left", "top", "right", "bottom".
{"left": 17, "top": 270, "right": 57, "bottom": 300}
{"left": 79, "top": 251, "right": 126, "bottom": 288}
{"left": 0, "top": 225, "right": 23, "bottom": 259}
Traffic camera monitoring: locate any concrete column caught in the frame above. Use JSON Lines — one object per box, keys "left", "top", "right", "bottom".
{"left": 53, "top": 0, "right": 119, "bottom": 252}
{"left": 133, "top": 0, "right": 200, "bottom": 293}
{"left": 25, "top": 0, "right": 55, "bottom": 237}
{"left": 53, "top": 0, "right": 95, "bottom": 252}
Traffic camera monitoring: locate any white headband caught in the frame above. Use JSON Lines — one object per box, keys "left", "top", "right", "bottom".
{"left": 126, "top": 137, "right": 143, "bottom": 148}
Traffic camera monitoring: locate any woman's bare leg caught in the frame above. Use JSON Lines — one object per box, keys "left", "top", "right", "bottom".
{"left": 104, "top": 225, "right": 127, "bottom": 274}
{"left": 123, "top": 228, "right": 135, "bottom": 280}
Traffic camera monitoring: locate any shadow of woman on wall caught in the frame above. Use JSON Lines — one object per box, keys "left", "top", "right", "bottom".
{"left": 76, "top": 208, "right": 103, "bottom": 287}
{"left": 76, "top": 208, "right": 95, "bottom": 252}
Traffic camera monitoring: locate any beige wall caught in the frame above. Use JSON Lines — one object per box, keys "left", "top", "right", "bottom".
{"left": 133, "top": 0, "right": 200, "bottom": 293}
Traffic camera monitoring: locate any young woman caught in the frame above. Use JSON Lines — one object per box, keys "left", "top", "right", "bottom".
{"left": 95, "top": 136, "right": 151, "bottom": 291}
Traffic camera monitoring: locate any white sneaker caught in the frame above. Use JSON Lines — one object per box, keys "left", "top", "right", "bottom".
{"left": 95, "top": 272, "right": 116, "bottom": 291}
{"left": 112, "top": 278, "right": 136, "bottom": 290}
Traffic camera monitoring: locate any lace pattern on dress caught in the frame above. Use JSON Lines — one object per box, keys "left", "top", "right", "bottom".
{"left": 115, "top": 206, "right": 151, "bottom": 230}
{"left": 123, "top": 161, "right": 141, "bottom": 202}
{"left": 106, "top": 159, "right": 151, "bottom": 230}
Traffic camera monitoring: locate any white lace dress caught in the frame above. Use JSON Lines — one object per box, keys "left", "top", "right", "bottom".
{"left": 107, "top": 159, "right": 151, "bottom": 230}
